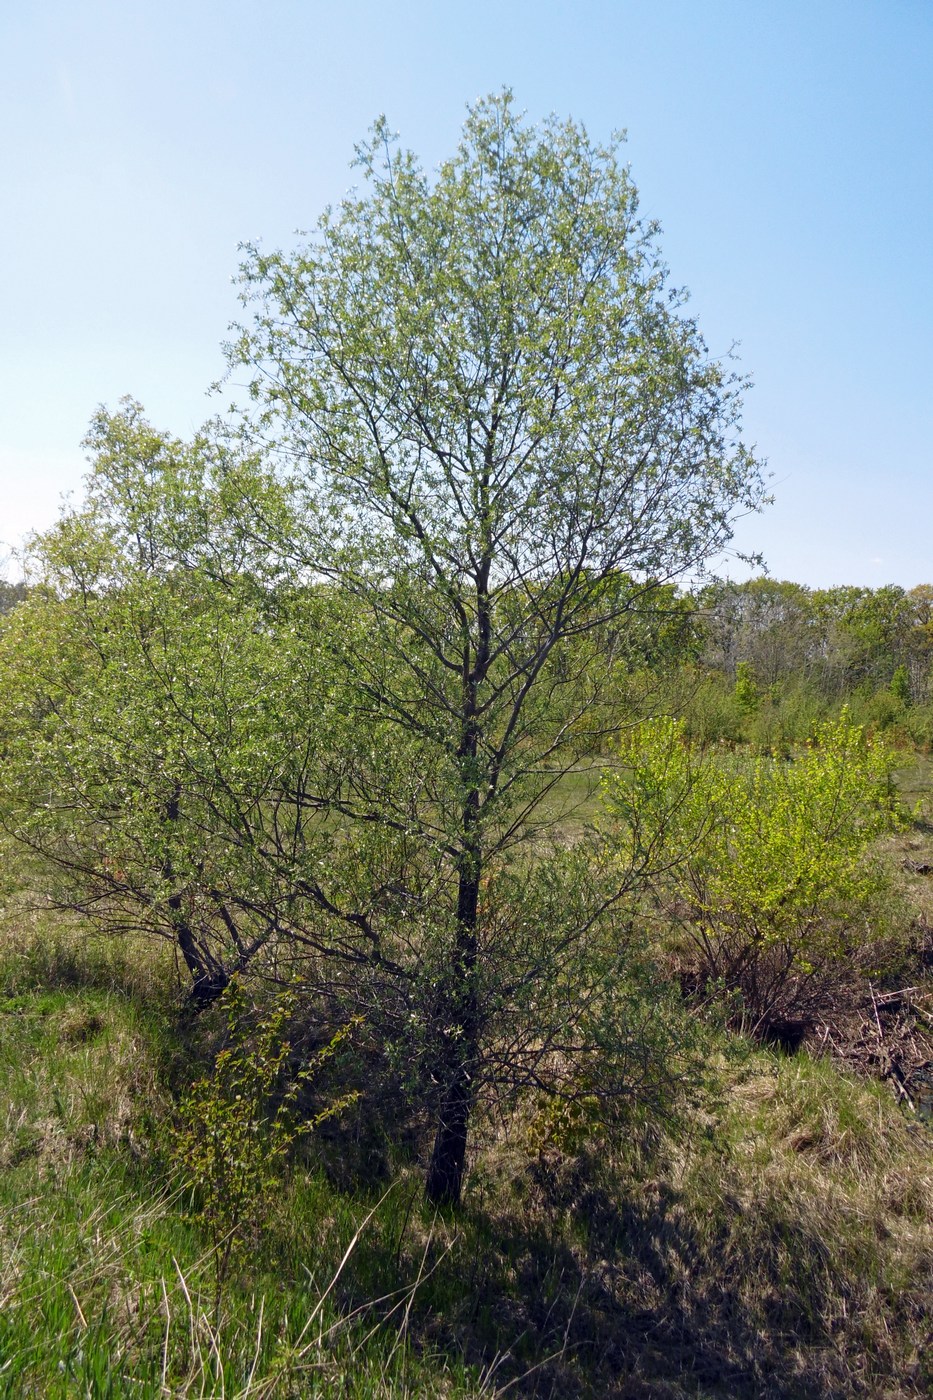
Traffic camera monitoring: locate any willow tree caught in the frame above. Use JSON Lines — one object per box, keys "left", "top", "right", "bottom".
{"left": 231, "top": 94, "right": 764, "bottom": 1204}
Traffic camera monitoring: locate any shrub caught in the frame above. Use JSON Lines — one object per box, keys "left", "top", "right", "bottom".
{"left": 171, "top": 978, "right": 358, "bottom": 1299}
{"left": 891, "top": 664, "right": 912, "bottom": 706}
{"left": 671, "top": 668, "right": 746, "bottom": 745}
{"left": 905, "top": 701, "right": 933, "bottom": 751}
{"left": 849, "top": 685, "right": 907, "bottom": 735}
{"left": 733, "top": 661, "right": 761, "bottom": 713}
{"left": 602, "top": 712, "right": 904, "bottom": 1040}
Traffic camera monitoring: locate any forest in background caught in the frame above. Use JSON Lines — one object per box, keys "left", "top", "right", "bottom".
{"left": 7, "top": 570, "right": 933, "bottom": 748}
{"left": 621, "top": 575, "right": 933, "bottom": 749}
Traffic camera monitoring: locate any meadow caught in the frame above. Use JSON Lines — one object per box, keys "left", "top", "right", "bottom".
{"left": 1, "top": 750, "right": 932, "bottom": 1398}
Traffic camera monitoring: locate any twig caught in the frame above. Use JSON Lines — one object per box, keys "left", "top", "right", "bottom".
{"left": 160, "top": 1276, "right": 171, "bottom": 1394}
{"left": 869, "top": 982, "right": 884, "bottom": 1042}
{"left": 245, "top": 1295, "right": 265, "bottom": 1393}
{"left": 891, "top": 1073, "right": 917, "bottom": 1114}
{"left": 172, "top": 1257, "right": 202, "bottom": 1377}
{"left": 293, "top": 1182, "right": 397, "bottom": 1351}
{"left": 561, "top": 1273, "right": 586, "bottom": 1358}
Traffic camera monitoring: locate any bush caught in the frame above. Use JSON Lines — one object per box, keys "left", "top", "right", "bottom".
{"left": 733, "top": 661, "right": 760, "bottom": 713}
{"left": 905, "top": 701, "right": 933, "bottom": 751}
{"left": 666, "top": 667, "right": 746, "bottom": 746}
{"left": 602, "top": 712, "right": 904, "bottom": 1040}
{"left": 171, "top": 978, "right": 358, "bottom": 1299}
{"left": 745, "top": 683, "right": 830, "bottom": 754}
{"left": 849, "top": 685, "right": 908, "bottom": 735}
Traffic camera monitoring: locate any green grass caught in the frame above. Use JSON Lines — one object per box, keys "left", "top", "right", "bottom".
{"left": 893, "top": 752, "right": 933, "bottom": 809}
{"left": 2, "top": 853, "right": 933, "bottom": 1396}
{"left": 2, "top": 969, "right": 932, "bottom": 1396}
{"left": 0, "top": 973, "right": 487, "bottom": 1397}
{"left": 537, "top": 746, "right": 933, "bottom": 847}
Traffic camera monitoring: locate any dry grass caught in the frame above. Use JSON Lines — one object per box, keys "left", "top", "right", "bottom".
{"left": 3, "top": 775, "right": 933, "bottom": 1396}
{"left": 450, "top": 1053, "right": 933, "bottom": 1397}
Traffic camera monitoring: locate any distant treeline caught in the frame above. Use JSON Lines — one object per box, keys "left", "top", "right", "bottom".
{"left": 699, "top": 579, "right": 933, "bottom": 696}
{"left": 661, "top": 579, "right": 933, "bottom": 750}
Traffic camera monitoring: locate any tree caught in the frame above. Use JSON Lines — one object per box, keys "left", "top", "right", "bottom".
{"left": 0, "top": 579, "right": 26, "bottom": 616}
{"left": 733, "top": 660, "right": 761, "bottom": 713}
{"left": 822, "top": 585, "right": 912, "bottom": 693}
{"left": 890, "top": 664, "right": 911, "bottom": 706}
{"left": 701, "top": 579, "right": 820, "bottom": 688}
{"left": 225, "top": 92, "right": 764, "bottom": 1203}
{"left": 0, "top": 405, "right": 325, "bottom": 1002}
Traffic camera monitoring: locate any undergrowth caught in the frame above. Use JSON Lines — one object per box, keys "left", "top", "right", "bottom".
{"left": 1, "top": 887, "right": 932, "bottom": 1396}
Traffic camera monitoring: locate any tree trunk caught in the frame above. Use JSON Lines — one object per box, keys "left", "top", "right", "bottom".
{"left": 425, "top": 1051, "right": 474, "bottom": 1206}
{"left": 170, "top": 893, "right": 229, "bottom": 1004}
{"left": 164, "top": 784, "right": 228, "bottom": 1004}
{"left": 425, "top": 861, "right": 480, "bottom": 1206}
{"left": 426, "top": 554, "right": 490, "bottom": 1206}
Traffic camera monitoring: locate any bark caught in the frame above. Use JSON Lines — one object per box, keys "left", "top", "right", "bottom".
{"left": 425, "top": 858, "right": 480, "bottom": 1206}
{"left": 164, "top": 784, "right": 229, "bottom": 1004}
{"left": 426, "top": 691, "right": 484, "bottom": 1205}
{"left": 170, "top": 893, "right": 229, "bottom": 1004}
{"left": 425, "top": 512, "right": 491, "bottom": 1207}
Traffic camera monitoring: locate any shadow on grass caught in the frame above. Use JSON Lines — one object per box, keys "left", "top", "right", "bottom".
{"left": 276, "top": 1142, "right": 923, "bottom": 1400}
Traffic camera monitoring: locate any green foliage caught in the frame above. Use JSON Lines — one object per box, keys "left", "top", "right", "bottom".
{"left": 520, "top": 956, "right": 719, "bottom": 1157}
{"left": 0, "top": 434, "right": 398, "bottom": 1005}
{"left": 18, "top": 91, "right": 933, "bottom": 1219}
{"left": 745, "top": 680, "right": 830, "bottom": 753}
{"left": 904, "top": 701, "right": 933, "bottom": 750}
{"left": 0, "top": 92, "right": 764, "bottom": 1205}
{"left": 697, "top": 576, "right": 933, "bottom": 710}
{"left": 0, "top": 578, "right": 26, "bottom": 616}
{"left": 656, "top": 666, "right": 745, "bottom": 746}
{"left": 733, "top": 660, "right": 760, "bottom": 712}
{"left": 848, "top": 684, "right": 910, "bottom": 742}
{"left": 171, "top": 979, "right": 359, "bottom": 1288}
{"left": 602, "top": 712, "right": 903, "bottom": 1034}
{"left": 891, "top": 663, "right": 912, "bottom": 705}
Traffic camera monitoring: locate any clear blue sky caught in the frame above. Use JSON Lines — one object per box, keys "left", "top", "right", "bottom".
{"left": 2, "top": 0, "right": 931, "bottom": 586}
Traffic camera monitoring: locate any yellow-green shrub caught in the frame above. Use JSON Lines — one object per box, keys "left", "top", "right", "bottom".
{"left": 602, "top": 712, "right": 903, "bottom": 1037}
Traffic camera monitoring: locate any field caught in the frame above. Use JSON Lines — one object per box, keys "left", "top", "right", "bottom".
{"left": 1, "top": 759, "right": 932, "bottom": 1398}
